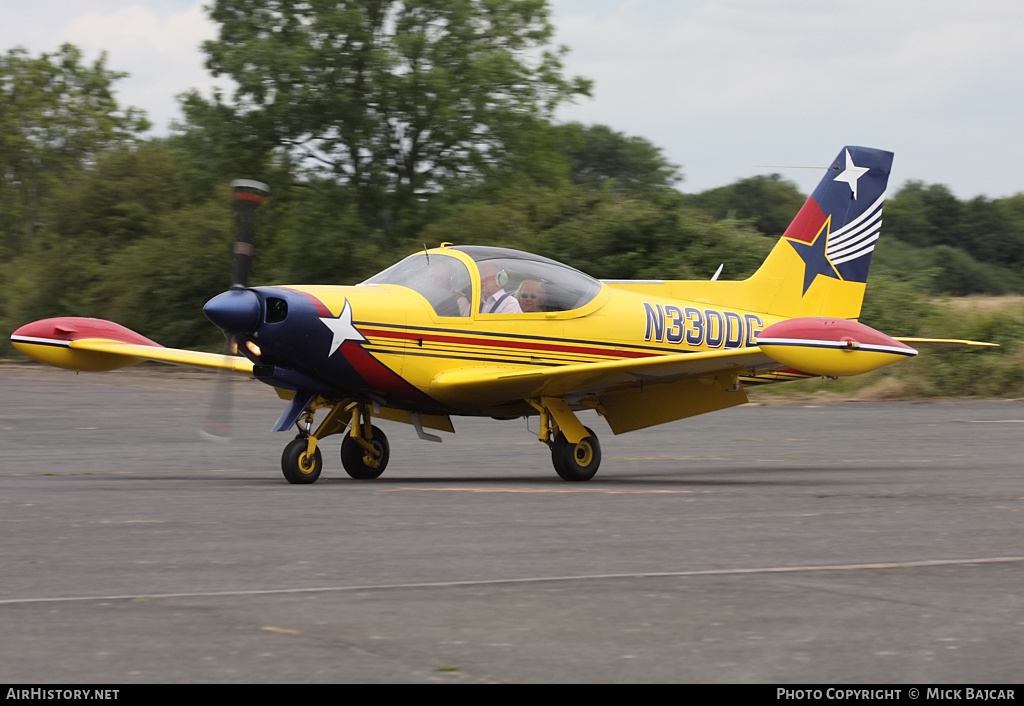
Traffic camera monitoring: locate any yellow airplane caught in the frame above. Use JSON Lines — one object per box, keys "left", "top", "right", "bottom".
{"left": 10, "top": 146, "right": 993, "bottom": 483}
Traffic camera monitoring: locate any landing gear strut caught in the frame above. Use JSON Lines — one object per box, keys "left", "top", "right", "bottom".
{"left": 530, "top": 397, "right": 603, "bottom": 481}
{"left": 278, "top": 398, "right": 389, "bottom": 484}
{"left": 341, "top": 424, "right": 390, "bottom": 479}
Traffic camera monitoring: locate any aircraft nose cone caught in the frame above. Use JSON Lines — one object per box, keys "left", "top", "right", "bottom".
{"left": 204, "top": 288, "right": 261, "bottom": 334}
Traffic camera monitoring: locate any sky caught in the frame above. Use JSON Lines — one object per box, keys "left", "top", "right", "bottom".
{"left": 3, "top": 0, "right": 1024, "bottom": 199}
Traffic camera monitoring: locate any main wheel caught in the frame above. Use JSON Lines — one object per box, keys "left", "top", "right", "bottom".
{"left": 281, "top": 436, "right": 323, "bottom": 484}
{"left": 341, "top": 424, "right": 390, "bottom": 479}
{"left": 551, "top": 426, "right": 601, "bottom": 481}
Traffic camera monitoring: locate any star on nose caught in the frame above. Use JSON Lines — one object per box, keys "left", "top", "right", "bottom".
{"left": 833, "top": 149, "right": 870, "bottom": 200}
{"left": 320, "top": 300, "right": 366, "bottom": 357}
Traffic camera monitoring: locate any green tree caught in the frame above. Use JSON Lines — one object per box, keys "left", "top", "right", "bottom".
{"left": 688, "top": 174, "right": 805, "bottom": 236}
{"left": 185, "top": 0, "right": 591, "bottom": 241}
{"left": 885, "top": 181, "right": 966, "bottom": 249}
{"left": 553, "top": 122, "right": 681, "bottom": 193}
{"left": 3, "top": 141, "right": 236, "bottom": 352}
{"left": 992, "top": 194, "right": 1024, "bottom": 267}
{"left": 928, "top": 245, "right": 1009, "bottom": 296}
{"left": 0, "top": 44, "right": 149, "bottom": 256}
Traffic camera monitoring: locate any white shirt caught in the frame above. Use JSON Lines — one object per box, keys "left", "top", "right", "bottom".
{"left": 481, "top": 290, "right": 522, "bottom": 314}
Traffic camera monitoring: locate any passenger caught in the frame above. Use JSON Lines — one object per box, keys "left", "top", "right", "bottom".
{"left": 479, "top": 262, "right": 522, "bottom": 314}
{"left": 515, "top": 280, "right": 546, "bottom": 313}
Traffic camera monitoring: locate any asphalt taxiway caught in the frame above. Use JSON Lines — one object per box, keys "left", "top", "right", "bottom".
{"left": 1, "top": 364, "right": 1022, "bottom": 683}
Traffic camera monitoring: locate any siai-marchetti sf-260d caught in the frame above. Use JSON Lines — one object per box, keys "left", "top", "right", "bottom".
{"left": 11, "top": 146, "right": 994, "bottom": 483}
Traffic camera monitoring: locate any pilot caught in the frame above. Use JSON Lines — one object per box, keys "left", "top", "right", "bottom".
{"left": 515, "top": 280, "right": 546, "bottom": 313}
{"left": 428, "top": 259, "right": 470, "bottom": 316}
{"left": 479, "top": 261, "right": 522, "bottom": 314}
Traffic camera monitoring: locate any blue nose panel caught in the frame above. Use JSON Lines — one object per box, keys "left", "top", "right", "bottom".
{"left": 204, "top": 289, "right": 262, "bottom": 334}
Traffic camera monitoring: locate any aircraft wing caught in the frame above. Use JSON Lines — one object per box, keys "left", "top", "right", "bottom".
{"left": 67, "top": 339, "right": 254, "bottom": 373}
{"left": 429, "top": 328, "right": 997, "bottom": 435}
{"left": 11, "top": 317, "right": 254, "bottom": 374}
{"left": 430, "top": 346, "right": 777, "bottom": 405}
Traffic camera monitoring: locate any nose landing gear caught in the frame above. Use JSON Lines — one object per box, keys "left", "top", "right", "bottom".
{"left": 279, "top": 399, "right": 390, "bottom": 484}
{"left": 281, "top": 436, "right": 323, "bottom": 484}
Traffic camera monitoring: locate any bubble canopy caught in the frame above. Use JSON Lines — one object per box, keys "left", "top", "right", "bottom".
{"left": 361, "top": 246, "right": 602, "bottom": 317}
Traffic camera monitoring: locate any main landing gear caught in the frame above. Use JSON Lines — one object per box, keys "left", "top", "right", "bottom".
{"left": 551, "top": 427, "right": 601, "bottom": 481}
{"left": 279, "top": 399, "right": 390, "bottom": 484}
{"left": 278, "top": 396, "right": 602, "bottom": 484}
{"left": 529, "top": 397, "right": 603, "bottom": 481}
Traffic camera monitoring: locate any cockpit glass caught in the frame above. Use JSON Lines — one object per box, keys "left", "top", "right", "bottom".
{"left": 470, "top": 254, "right": 602, "bottom": 314}
{"left": 362, "top": 253, "right": 472, "bottom": 317}
{"left": 363, "top": 247, "right": 602, "bottom": 316}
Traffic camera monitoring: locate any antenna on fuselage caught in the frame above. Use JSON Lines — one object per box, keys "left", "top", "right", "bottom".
{"left": 711, "top": 264, "right": 724, "bottom": 282}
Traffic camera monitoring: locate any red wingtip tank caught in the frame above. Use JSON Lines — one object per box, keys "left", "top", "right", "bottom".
{"left": 756, "top": 317, "right": 917, "bottom": 377}
{"left": 11, "top": 317, "right": 162, "bottom": 372}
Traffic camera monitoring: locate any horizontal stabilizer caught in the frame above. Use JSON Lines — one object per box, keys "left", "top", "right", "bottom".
{"left": 893, "top": 338, "right": 999, "bottom": 349}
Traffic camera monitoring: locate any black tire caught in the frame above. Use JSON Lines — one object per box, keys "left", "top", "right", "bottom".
{"left": 551, "top": 426, "right": 601, "bottom": 481}
{"left": 281, "top": 436, "right": 323, "bottom": 484}
{"left": 341, "top": 424, "right": 390, "bottom": 479}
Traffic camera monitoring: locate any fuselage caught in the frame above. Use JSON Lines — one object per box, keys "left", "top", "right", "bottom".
{"left": 218, "top": 245, "right": 788, "bottom": 417}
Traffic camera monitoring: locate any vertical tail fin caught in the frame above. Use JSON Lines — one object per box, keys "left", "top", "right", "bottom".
{"left": 747, "top": 145, "right": 894, "bottom": 319}
{"left": 603, "top": 146, "right": 893, "bottom": 319}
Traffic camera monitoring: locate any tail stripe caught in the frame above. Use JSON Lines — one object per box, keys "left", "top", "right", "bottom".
{"left": 830, "top": 233, "right": 881, "bottom": 265}
{"left": 827, "top": 192, "right": 885, "bottom": 246}
{"left": 829, "top": 222, "right": 882, "bottom": 261}
{"left": 828, "top": 193, "right": 885, "bottom": 245}
{"left": 826, "top": 192, "right": 886, "bottom": 265}
{"left": 830, "top": 220, "right": 881, "bottom": 256}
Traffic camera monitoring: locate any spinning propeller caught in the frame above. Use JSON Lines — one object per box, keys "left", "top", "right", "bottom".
{"left": 200, "top": 179, "right": 270, "bottom": 441}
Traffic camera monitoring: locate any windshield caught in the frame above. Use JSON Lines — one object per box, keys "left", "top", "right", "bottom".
{"left": 363, "top": 253, "right": 472, "bottom": 317}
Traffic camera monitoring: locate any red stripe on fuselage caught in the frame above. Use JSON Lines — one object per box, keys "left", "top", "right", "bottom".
{"left": 359, "top": 327, "right": 659, "bottom": 360}
{"left": 340, "top": 341, "right": 434, "bottom": 403}
{"left": 286, "top": 289, "right": 333, "bottom": 317}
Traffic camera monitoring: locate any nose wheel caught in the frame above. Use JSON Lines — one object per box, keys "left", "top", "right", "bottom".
{"left": 281, "top": 436, "right": 323, "bottom": 484}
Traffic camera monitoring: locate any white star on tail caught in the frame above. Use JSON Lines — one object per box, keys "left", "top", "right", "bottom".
{"left": 320, "top": 300, "right": 366, "bottom": 357}
{"left": 833, "top": 149, "right": 870, "bottom": 199}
